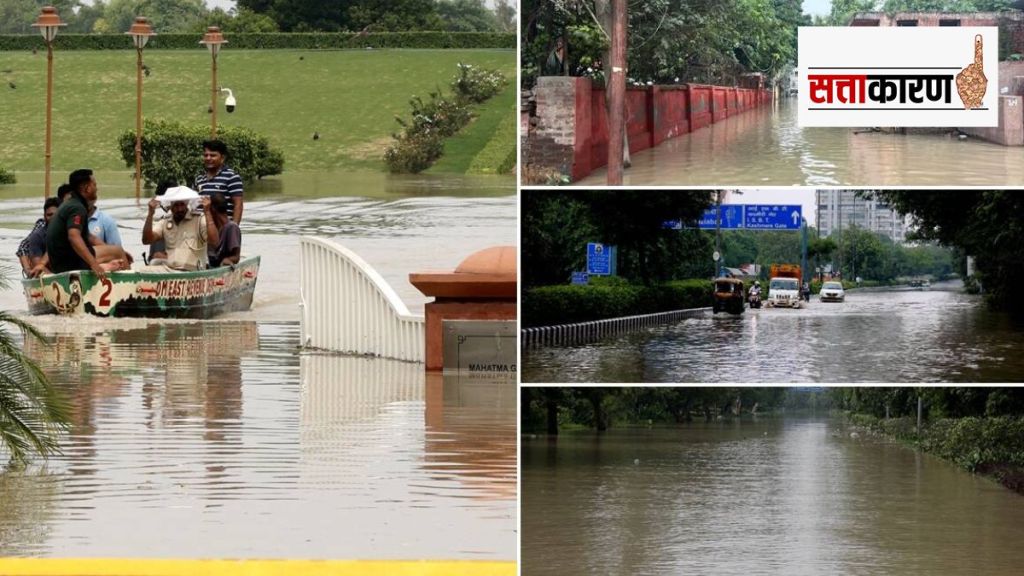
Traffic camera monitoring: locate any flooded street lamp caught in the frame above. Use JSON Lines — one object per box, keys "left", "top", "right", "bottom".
{"left": 32, "top": 6, "right": 65, "bottom": 200}
{"left": 200, "top": 27, "right": 226, "bottom": 138}
{"left": 127, "top": 17, "right": 155, "bottom": 204}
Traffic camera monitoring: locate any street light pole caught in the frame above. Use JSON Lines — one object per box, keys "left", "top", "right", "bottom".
{"left": 127, "top": 17, "right": 154, "bottom": 204}
{"left": 32, "top": 6, "right": 65, "bottom": 200}
{"left": 200, "top": 27, "right": 226, "bottom": 138}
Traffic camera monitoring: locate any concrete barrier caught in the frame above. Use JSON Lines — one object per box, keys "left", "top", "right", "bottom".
{"left": 521, "top": 307, "right": 710, "bottom": 348}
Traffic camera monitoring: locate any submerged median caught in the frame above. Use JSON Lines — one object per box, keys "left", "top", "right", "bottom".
{"left": 845, "top": 412, "right": 1024, "bottom": 495}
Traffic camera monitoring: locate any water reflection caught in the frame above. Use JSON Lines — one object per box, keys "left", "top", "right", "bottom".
{"left": 522, "top": 420, "right": 1024, "bottom": 576}
{"left": 1, "top": 323, "right": 514, "bottom": 559}
{"left": 578, "top": 99, "right": 1024, "bottom": 186}
{"left": 523, "top": 283, "right": 1024, "bottom": 382}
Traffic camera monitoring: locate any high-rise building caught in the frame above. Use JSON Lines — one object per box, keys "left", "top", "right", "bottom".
{"left": 815, "top": 190, "right": 909, "bottom": 244}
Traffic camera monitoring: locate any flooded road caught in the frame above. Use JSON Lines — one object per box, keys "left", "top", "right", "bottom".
{"left": 522, "top": 418, "right": 1024, "bottom": 576}
{"left": 578, "top": 99, "right": 1024, "bottom": 186}
{"left": 0, "top": 183, "right": 516, "bottom": 558}
{"left": 522, "top": 282, "right": 1024, "bottom": 382}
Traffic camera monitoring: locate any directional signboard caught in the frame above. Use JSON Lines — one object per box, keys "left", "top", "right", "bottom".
{"left": 743, "top": 204, "right": 803, "bottom": 230}
{"left": 665, "top": 204, "right": 803, "bottom": 231}
{"left": 586, "top": 243, "right": 614, "bottom": 276}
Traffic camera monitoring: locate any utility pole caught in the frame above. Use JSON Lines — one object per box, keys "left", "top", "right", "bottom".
{"left": 606, "top": 0, "right": 626, "bottom": 185}
{"left": 801, "top": 217, "right": 808, "bottom": 285}
{"left": 714, "top": 190, "right": 722, "bottom": 277}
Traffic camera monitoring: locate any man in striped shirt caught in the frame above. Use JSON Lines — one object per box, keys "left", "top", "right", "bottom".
{"left": 194, "top": 139, "right": 244, "bottom": 224}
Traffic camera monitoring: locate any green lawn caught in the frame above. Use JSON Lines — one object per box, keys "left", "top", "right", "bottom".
{"left": 0, "top": 48, "right": 515, "bottom": 175}
{"left": 427, "top": 81, "right": 516, "bottom": 175}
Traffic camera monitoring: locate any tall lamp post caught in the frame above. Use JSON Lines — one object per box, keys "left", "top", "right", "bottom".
{"left": 127, "top": 17, "right": 155, "bottom": 203}
{"left": 32, "top": 6, "right": 65, "bottom": 200}
{"left": 200, "top": 26, "right": 226, "bottom": 138}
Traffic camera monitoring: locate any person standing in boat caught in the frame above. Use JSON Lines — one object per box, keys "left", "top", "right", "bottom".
{"left": 46, "top": 169, "right": 132, "bottom": 277}
{"left": 207, "top": 193, "right": 241, "bottom": 268}
{"left": 142, "top": 186, "right": 219, "bottom": 272}
{"left": 194, "top": 140, "right": 244, "bottom": 224}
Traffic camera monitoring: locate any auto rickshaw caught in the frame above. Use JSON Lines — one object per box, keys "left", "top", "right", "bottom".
{"left": 712, "top": 277, "right": 746, "bottom": 315}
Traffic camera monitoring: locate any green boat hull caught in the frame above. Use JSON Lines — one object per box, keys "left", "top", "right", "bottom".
{"left": 22, "top": 256, "right": 260, "bottom": 319}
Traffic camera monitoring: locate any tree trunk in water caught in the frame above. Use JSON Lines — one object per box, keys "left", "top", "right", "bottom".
{"left": 546, "top": 396, "right": 559, "bottom": 435}
{"left": 603, "top": 0, "right": 627, "bottom": 184}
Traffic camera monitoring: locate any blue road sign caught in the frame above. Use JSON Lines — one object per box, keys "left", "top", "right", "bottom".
{"left": 667, "top": 204, "right": 804, "bottom": 230}
{"left": 571, "top": 271, "right": 590, "bottom": 285}
{"left": 587, "top": 242, "right": 612, "bottom": 275}
{"left": 743, "top": 204, "right": 803, "bottom": 230}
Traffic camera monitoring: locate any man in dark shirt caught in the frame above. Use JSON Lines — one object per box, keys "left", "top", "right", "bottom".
{"left": 194, "top": 139, "right": 244, "bottom": 224}
{"left": 16, "top": 184, "right": 70, "bottom": 268}
{"left": 208, "top": 193, "right": 241, "bottom": 267}
{"left": 18, "top": 197, "right": 60, "bottom": 276}
{"left": 47, "top": 169, "right": 131, "bottom": 277}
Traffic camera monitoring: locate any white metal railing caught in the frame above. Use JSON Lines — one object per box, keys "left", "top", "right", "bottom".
{"left": 521, "top": 307, "right": 710, "bottom": 348}
{"left": 299, "top": 237, "right": 425, "bottom": 362}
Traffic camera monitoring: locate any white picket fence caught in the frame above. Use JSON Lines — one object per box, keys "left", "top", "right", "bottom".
{"left": 299, "top": 237, "right": 425, "bottom": 362}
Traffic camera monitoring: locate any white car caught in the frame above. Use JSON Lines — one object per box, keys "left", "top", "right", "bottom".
{"left": 819, "top": 281, "right": 845, "bottom": 302}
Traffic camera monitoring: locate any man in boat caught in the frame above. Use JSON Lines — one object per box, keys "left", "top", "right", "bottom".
{"left": 146, "top": 180, "right": 175, "bottom": 264}
{"left": 142, "top": 186, "right": 219, "bottom": 272}
{"left": 194, "top": 139, "right": 244, "bottom": 224}
{"left": 87, "top": 204, "right": 123, "bottom": 246}
{"left": 207, "top": 192, "right": 241, "bottom": 268}
{"left": 45, "top": 169, "right": 132, "bottom": 278}
{"left": 17, "top": 197, "right": 60, "bottom": 276}
{"left": 16, "top": 184, "right": 70, "bottom": 273}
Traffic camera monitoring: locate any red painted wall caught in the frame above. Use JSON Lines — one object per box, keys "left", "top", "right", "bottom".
{"left": 569, "top": 80, "right": 773, "bottom": 179}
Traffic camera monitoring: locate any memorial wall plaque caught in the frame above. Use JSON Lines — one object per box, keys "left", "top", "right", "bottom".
{"left": 442, "top": 320, "right": 516, "bottom": 375}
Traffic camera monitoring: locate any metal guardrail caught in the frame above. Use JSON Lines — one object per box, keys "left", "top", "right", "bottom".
{"left": 0, "top": 559, "right": 515, "bottom": 576}
{"left": 521, "top": 307, "right": 710, "bottom": 348}
{"left": 299, "top": 237, "right": 425, "bottom": 362}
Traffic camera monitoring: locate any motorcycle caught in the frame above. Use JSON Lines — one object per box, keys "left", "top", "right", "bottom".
{"left": 748, "top": 288, "right": 762, "bottom": 309}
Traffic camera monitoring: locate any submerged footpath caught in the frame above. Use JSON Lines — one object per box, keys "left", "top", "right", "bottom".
{"left": 845, "top": 413, "right": 1024, "bottom": 495}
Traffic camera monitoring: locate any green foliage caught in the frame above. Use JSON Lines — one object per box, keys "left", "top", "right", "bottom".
{"left": 521, "top": 387, "right": 797, "bottom": 433}
{"left": 437, "top": 0, "right": 501, "bottom": 32}
{"left": 239, "top": 0, "right": 446, "bottom": 32}
{"left": 873, "top": 190, "right": 1024, "bottom": 314}
{"left": 451, "top": 62, "right": 508, "bottom": 103}
{"left": 0, "top": 166, "right": 14, "bottom": 184}
{"left": 523, "top": 279, "right": 711, "bottom": 326}
{"left": 522, "top": 190, "right": 714, "bottom": 287}
{"left": 199, "top": 7, "right": 281, "bottom": 34}
{"left": 385, "top": 64, "right": 508, "bottom": 173}
{"left": 102, "top": 0, "right": 207, "bottom": 34}
{"left": 0, "top": 270, "right": 70, "bottom": 466}
{"left": 0, "top": 32, "right": 515, "bottom": 51}
{"left": 118, "top": 119, "right": 284, "bottom": 187}
{"left": 522, "top": 0, "right": 806, "bottom": 88}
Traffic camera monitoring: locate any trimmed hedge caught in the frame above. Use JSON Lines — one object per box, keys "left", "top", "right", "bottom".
{"left": 523, "top": 279, "right": 712, "bottom": 327}
{"left": 0, "top": 32, "right": 515, "bottom": 52}
{"left": 848, "top": 413, "right": 1024, "bottom": 492}
{"left": 118, "top": 119, "right": 284, "bottom": 187}
{"left": 0, "top": 167, "right": 15, "bottom": 185}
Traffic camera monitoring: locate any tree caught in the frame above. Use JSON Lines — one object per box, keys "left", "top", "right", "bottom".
{"left": 0, "top": 272, "right": 69, "bottom": 466}
{"left": 199, "top": 7, "right": 280, "bottom": 34}
{"left": 103, "top": 0, "right": 207, "bottom": 34}
{"left": 872, "top": 190, "right": 1024, "bottom": 313}
{"left": 437, "top": 0, "right": 499, "bottom": 32}
{"left": 494, "top": 0, "right": 516, "bottom": 32}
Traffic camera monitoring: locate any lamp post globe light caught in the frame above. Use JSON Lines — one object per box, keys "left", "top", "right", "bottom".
{"left": 126, "top": 16, "right": 155, "bottom": 203}
{"left": 31, "top": 6, "right": 66, "bottom": 200}
{"left": 200, "top": 26, "right": 227, "bottom": 138}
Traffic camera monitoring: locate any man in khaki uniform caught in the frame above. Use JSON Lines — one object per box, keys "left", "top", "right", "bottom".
{"left": 142, "top": 186, "right": 219, "bottom": 271}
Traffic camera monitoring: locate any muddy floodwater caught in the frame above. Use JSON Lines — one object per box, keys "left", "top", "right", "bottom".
{"left": 523, "top": 282, "right": 1024, "bottom": 383}
{"left": 0, "top": 183, "right": 516, "bottom": 558}
{"left": 522, "top": 419, "right": 1024, "bottom": 576}
{"left": 577, "top": 99, "right": 1024, "bottom": 186}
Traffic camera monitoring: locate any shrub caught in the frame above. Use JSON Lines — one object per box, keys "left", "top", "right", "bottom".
{"left": 0, "top": 167, "right": 14, "bottom": 184}
{"left": 385, "top": 64, "right": 507, "bottom": 173}
{"left": 523, "top": 278, "right": 712, "bottom": 327}
{"left": 0, "top": 32, "right": 515, "bottom": 52}
{"left": 451, "top": 63, "right": 508, "bottom": 103}
{"left": 118, "top": 120, "right": 284, "bottom": 187}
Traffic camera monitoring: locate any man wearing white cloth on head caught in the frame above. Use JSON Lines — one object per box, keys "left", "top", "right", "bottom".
{"left": 141, "top": 186, "right": 219, "bottom": 272}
